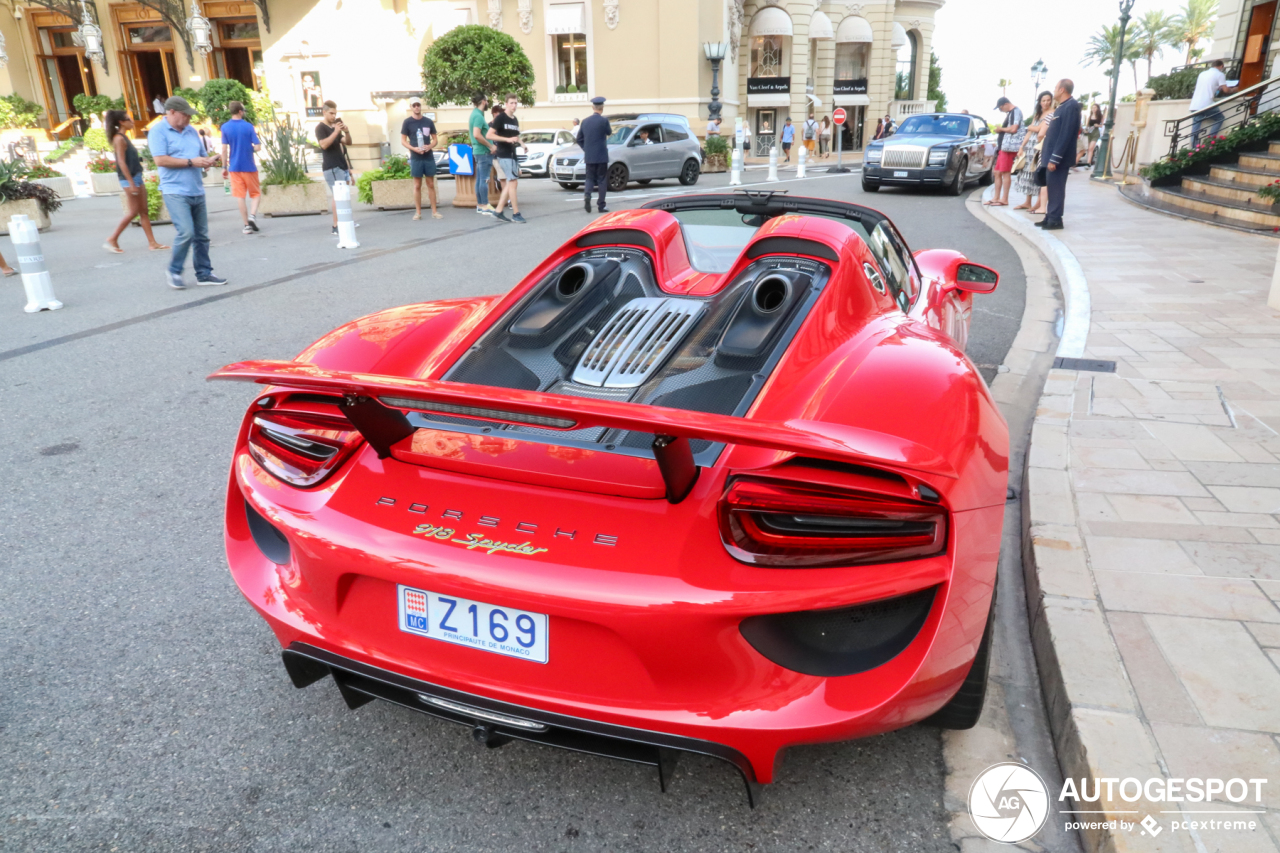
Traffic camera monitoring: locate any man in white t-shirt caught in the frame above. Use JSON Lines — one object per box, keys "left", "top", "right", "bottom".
{"left": 1190, "top": 59, "right": 1238, "bottom": 145}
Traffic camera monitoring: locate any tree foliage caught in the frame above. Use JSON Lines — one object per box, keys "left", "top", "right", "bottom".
{"left": 1174, "top": 0, "right": 1218, "bottom": 65}
{"left": 928, "top": 53, "right": 948, "bottom": 113}
{"left": 421, "top": 25, "right": 536, "bottom": 108}
{"left": 198, "top": 78, "right": 258, "bottom": 127}
{"left": 0, "top": 94, "right": 45, "bottom": 129}
{"left": 1131, "top": 10, "right": 1179, "bottom": 81}
{"left": 1084, "top": 22, "right": 1142, "bottom": 79}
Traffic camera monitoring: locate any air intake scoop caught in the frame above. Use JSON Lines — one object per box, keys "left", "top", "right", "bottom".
{"left": 572, "top": 297, "right": 704, "bottom": 388}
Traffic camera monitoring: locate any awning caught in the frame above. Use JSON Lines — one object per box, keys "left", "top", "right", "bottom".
{"left": 749, "top": 6, "right": 792, "bottom": 37}
{"left": 835, "top": 15, "right": 872, "bottom": 43}
{"left": 546, "top": 2, "right": 586, "bottom": 34}
{"left": 806, "top": 93, "right": 823, "bottom": 107}
{"left": 748, "top": 93, "right": 792, "bottom": 108}
{"left": 809, "top": 10, "right": 834, "bottom": 41}
{"left": 892, "top": 22, "right": 909, "bottom": 51}
{"left": 833, "top": 94, "right": 871, "bottom": 107}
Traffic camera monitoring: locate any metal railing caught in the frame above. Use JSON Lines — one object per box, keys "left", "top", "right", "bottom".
{"left": 1172, "top": 58, "right": 1242, "bottom": 78}
{"left": 1165, "top": 73, "right": 1280, "bottom": 156}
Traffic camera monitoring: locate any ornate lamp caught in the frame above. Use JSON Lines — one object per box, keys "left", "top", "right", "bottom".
{"left": 1030, "top": 58, "right": 1047, "bottom": 97}
{"left": 1094, "top": 0, "right": 1137, "bottom": 179}
{"left": 78, "top": 2, "right": 105, "bottom": 68}
{"left": 187, "top": 0, "right": 214, "bottom": 57}
{"left": 704, "top": 40, "right": 728, "bottom": 122}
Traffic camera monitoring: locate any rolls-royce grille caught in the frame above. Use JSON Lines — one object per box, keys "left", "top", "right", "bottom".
{"left": 881, "top": 148, "right": 928, "bottom": 169}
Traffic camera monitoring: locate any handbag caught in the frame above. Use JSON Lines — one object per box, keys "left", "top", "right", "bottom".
{"left": 1012, "top": 150, "right": 1027, "bottom": 173}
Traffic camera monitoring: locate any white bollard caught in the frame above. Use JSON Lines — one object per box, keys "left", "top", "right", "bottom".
{"left": 11, "top": 214, "right": 60, "bottom": 313}
{"left": 797, "top": 142, "right": 807, "bottom": 179}
{"left": 729, "top": 146, "right": 743, "bottom": 186}
{"left": 767, "top": 146, "right": 779, "bottom": 182}
{"left": 333, "top": 181, "right": 360, "bottom": 250}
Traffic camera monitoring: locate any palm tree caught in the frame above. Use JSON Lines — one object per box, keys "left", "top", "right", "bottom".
{"left": 998, "top": 78, "right": 1012, "bottom": 96}
{"left": 1174, "top": 0, "right": 1219, "bottom": 65}
{"left": 1084, "top": 22, "right": 1142, "bottom": 92}
{"left": 1132, "top": 10, "right": 1178, "bottom": 82}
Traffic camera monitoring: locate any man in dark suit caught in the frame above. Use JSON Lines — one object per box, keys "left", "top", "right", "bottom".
{"left": 1038, "top": 78, "right": 1080, "bottom": 231}
{"left": 577, "top": 96, "right": 612, "bottom": 214}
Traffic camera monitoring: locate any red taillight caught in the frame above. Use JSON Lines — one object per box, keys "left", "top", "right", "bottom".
{"left": 718, "top": 477, "right": 947, "bottom": 568}
{"left": 246, "top": 410, "right": 364, "bottom": 487}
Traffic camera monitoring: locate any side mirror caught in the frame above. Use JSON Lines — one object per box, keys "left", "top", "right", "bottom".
{"left": 955, "top": 262, "right": 999, "bottom": 293}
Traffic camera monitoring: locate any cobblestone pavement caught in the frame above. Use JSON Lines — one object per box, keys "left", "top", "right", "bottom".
{"left": 1016, "top": 173, "right": 1280, "bottom": 853}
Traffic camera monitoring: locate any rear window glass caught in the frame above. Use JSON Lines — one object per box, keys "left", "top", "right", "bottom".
{"left": 669, "top": 209, "right": 868, "bottom": 273}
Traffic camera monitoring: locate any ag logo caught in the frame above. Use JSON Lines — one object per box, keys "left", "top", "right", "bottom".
{"left": 969, "top": 763, "right": 1050, "bottom": 844}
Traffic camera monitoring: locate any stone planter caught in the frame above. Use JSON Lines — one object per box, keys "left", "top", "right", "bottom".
{"left": 91, "top": 171, "right": 124, "bottom": 195}
{"left": 258, "top": 181, "right": 331, "bottom": 217}
{"left": 702, "top": 154, "right": 728, "bottom": 173}
{"left": 371, "top": 177, "right": 422, "bottom": 209}
{"left": 0, "top": 199, "right": 51, "bottom": 233}
{"left": 119, "top": 190, "right": 171, "bottom": 225}
{"left": 452, "top": 174, "right": 477, "bottom": 208}
{"left": 31, "top": 176, "right": 74, "bottom": 198}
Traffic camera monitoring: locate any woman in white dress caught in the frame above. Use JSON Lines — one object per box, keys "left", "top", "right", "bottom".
{"left": 1014, "top": 91, "right": 1054, "bottom": 214}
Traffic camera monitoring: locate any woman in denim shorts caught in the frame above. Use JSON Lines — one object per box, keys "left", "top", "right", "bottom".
{"left": 104, "top": 110, "right": 167, "bottom": 253}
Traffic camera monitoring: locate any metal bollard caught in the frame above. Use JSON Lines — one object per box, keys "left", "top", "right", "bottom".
{"left": 797, "top": 143, "right": 806, "bottom": 179}
{"left": 10, "top": 214, "right": 60, "bottom": 313}
{"left": 767, "top": 146, "right": 779, "bottom": 182}
{"left": 729, "top": 146, "right": 743, "bottom": 186}
{"left": 333, "top": 180, "right": 360, "bottom": 250}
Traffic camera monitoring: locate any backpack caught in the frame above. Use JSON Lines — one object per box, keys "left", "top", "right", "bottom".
{"left": 803, "top": 119, "right": 817, "bottom": 140}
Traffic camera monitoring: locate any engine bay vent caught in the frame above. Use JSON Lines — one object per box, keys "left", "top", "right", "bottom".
{"left": 572, "top": 297, "right": 705, "bottom": 389}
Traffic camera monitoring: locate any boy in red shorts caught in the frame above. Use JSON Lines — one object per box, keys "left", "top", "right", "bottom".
{"left": 220, "top": 101, "right": 262, "bottom": 234}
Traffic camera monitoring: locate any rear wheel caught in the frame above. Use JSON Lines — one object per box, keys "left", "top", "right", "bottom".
{"left": 607, "top": 163, "right": 630, "bottom": 192}
{"left": 947, "top": 158, "right": 968, "bottom": 196}
{"left": 924, "top": 594, "right": 994, "bottom": 729}
{"left": 861, "top": 179, "right": 880, "bottom": 192}
{"left": 637, "top": 179, "right": 652, "bottom": 185}
{"left": 678, "top": 159, "right": 700, "bottom": 185}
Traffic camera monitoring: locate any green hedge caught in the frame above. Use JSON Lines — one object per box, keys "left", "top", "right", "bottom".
{"left": 1140, "top": 112, "right": 1280, "bottom": 182}
{"left": 1146, "top": 68, "right": 1200, "bottom": 101}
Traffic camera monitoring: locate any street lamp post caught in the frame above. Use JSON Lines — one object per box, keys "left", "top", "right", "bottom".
{"left": 704, "top": 41, "right": 727, "bottom": 122}
{"left": 1030, "top": 58, "right": 1046, "bottom": 101}
{"left": 78, "top": 2, "right": 104, "bottom": 69}
{"left": 1094, "top": 0, "right": 1137, "bottom": 179}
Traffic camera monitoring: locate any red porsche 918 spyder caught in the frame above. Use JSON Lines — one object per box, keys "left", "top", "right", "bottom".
{"left": 212, "top": 191, "right": 1008, "bottom": 804}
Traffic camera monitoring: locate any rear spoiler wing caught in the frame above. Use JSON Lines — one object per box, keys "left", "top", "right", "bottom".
{"left": 208, "top": 360, "right": 955, "bottom": 503}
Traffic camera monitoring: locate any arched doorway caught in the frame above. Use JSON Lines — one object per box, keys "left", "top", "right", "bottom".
{"left": 833, "top": 14, "right": 871, "bottom": 151}
{"left": 894, "top": 23, "right": 916, "bottom": 100}
{"left": 746, "top": 6, "right": 791, "bottom": 156}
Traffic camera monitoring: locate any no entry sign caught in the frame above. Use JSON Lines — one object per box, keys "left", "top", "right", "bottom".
{"left": 833, "top": 108, "right": 847, "bottom": 125}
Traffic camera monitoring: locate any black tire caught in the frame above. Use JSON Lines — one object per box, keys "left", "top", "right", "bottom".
{"left": 637, "top": 179, "right": 652, "bottom": 185}
{"left": 978, "top": 163, "right": 995, "bottom": 186}
{"left": 947, "top": 158, "right": 968, "bottom": 196}
{"left": 678, "top": 159, "right": 700, "bottom": 185}
{"left": 607, "top": 163, "right": 629, "bottom": 192}
{"left": 861, "top": 179, "right": 880, "bottom": 192}
{"left": 558, "top": 182, "right": 580, "bottom": 191}
{"left": 924, "top": 594, "right": 994, "bottom": 729}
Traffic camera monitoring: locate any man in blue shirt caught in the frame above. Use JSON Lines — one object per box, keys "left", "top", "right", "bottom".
{"left": 780, "top": 117, "right": 794, "bottom": 162}
{"left": 148, "top": 96, "right": 226, "bottom": 289}
{"left": 220, "top": 100, "right": 262, "bottom": 235}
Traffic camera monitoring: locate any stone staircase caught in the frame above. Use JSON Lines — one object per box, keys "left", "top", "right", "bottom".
{"left": 1139, "top": 141, "right": 1280, "bottom": 233}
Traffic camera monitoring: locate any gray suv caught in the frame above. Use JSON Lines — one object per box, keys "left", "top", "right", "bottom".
{"left": 551, "top": 120, "right": 702, "bottom": 192}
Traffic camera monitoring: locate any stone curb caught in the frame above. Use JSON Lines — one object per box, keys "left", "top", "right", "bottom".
{"left": 978, "top": 189, "right": 1179, "bottom": 853}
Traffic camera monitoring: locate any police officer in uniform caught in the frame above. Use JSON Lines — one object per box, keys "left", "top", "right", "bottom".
{"left": 577, "top": 96, "right": 612, "bottom": 213}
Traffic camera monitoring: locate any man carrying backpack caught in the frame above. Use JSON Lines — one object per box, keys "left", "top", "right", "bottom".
{"left": 803, "top": 113, "right": 819, "bottom": 159}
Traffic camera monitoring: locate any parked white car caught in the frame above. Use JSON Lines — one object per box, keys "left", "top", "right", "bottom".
{"left": 517, "top": 129, "right": 577, "bottom": 177}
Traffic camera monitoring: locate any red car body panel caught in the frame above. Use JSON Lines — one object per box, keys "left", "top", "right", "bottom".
{"left": 214, "top": 196, "right": 1009, "bottom": 788}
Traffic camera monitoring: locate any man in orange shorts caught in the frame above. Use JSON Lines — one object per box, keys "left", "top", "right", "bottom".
{"left": 220, "top": 100, "right": 262, "bottom": 235}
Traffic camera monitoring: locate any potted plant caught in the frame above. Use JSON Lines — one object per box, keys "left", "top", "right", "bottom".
{"left": 703, "top": 134, "right": 730, "bottom": 173}
{"left": 1257, "top": 179, "right": 1280, "bottom": 207}
{"left": 358, "top": 154, "right": 416, "bottom": 208}
{"left": 88, "top": 156, "right": 124, "bottom": 194}
{"left": 0, "top": 159, "right": 62, "bottom": 233}
{"left": 0, "top": 94, "right": 48, "bottom": 144}
{"left": 26, "top": 163, "right": 73, "bottom": 198}
{"left": 258, "top": 115, "right": 329, "bottom": 216}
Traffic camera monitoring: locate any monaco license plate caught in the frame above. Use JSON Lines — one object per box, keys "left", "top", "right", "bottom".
{"left": 398, "top": 585, "right": 549, "bottom": 663}
{"left": 894, "top": 170, "right": 909, "bottom": 178}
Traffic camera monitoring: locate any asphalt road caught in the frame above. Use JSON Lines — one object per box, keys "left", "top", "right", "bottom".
{"left": 0, "top": 166, "right": 1027, "bottom": 852}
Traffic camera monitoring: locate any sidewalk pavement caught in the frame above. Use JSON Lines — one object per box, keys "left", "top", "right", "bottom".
{"left": 992, "top": 174, "right": 1280, "bottom": 852}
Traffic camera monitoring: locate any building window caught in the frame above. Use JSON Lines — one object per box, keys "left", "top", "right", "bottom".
{"left": 835, "top": 42, "right": 869, "bottom": 81}
{"left": 751, "top": 35, "right": 785, "bottom": 77}
{"left": 554, "top": 33, "right": 587, "bottom": 92}
{"left": 896, "top": 31, "right": 917, "bottom": 100}
{"left": 220, "top": 21, "right": 259, "bottom": 40}
{"left": 129, "top": 25, "right": 173, "bottom": 44}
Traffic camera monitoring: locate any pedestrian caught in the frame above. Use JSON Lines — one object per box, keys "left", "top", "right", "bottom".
{"left": 872, "top": 117, "right": 884, "bottom": 141}
{"left": 400, "top": 97, "right": 441, "bottom": 221}
{"left": 1190, "top": 59, "right": 1238, "bottom": 145}
{"left": 577, "top": 95, "right": 612, "bottom": 214}
{"left": 802, "top": 113, "right": 818, "bottom": 159}
{"left": 819, "top": 116, "right": 832, "bottom": 157}
{"left": 152, "top": 95, "right": 165, "bottom": 116}
{"left": 742, "top": 121, "right": 751, "bottom": 156}
{"left": 147, "top": 96, "right": 226, "bottom": 288}
{"left": 1013, "top": 90, "right": 1053, "bottom": 213}
{"left": 883, "top": 114, "right": 896, "bottom": 136}
{"left": 103, "top": 109, "right": 166, "bottom": 254}
{"left": 986, "top": 96, "right": 1024, "bottom": 207}
{"left": 1084, "top": 103, "right": 1102, "bottom": 165}
{"left": 219, "top": 100, "right": 262, "bottom": 235}
{"left": 573, "top": 117, "right": 580, "bottom": 128}
{"left": 780, "top": 117, "right": 794, "bottom": 162}
{"left": 314, "top": 100, "right": 354, "bottom": 236}
{"left": 487, "top": 93, "right": 526, "bottom": 223}
{"left": 469, "top": 93, "right": 495, "bottom": 216}
{"left": 0, "top": 250, "right": 14, "bottom": 276}
{"left": 1037, "top": 79, "right": 1080, "bottom": 231}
